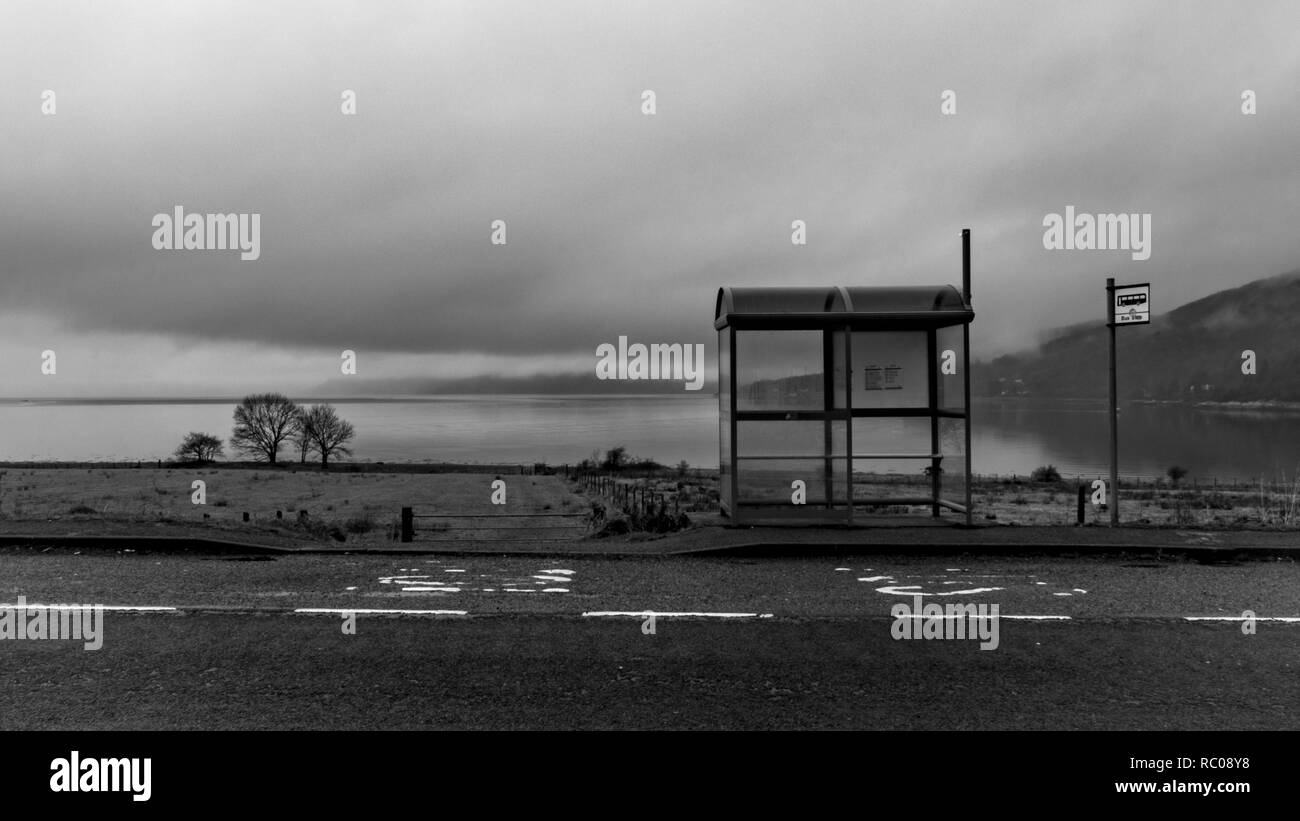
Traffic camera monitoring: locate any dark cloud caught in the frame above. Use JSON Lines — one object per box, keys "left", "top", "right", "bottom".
{"left": 1, "top": 0, "right": 1298, "bottom": 380}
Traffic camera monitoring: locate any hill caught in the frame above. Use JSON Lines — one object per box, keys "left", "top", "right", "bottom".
{"left": 977, "top": 269, "right": 1300, "bottom": 402}
{"left": 315, "top": 372, "right": 717, "bottom": 396}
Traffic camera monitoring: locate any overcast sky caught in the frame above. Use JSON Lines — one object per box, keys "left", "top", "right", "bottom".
{"left": 2, "top": 0, "right": 1298, "bottom": 396}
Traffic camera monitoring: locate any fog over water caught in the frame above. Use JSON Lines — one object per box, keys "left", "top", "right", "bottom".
{"left": 1, "top": 397, "right": 1295, "bottom": 483}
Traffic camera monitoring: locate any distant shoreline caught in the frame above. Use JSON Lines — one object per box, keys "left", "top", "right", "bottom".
{"left": 977, "top": 396, "right": 1300, "bottom": 412}
{"left": 0, "top": 393, "right": 715, "bottom": 405}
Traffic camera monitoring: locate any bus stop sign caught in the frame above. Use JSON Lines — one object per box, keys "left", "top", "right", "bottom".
{"left": 1113, "top": 283, "right": 1150, "bottom": 324}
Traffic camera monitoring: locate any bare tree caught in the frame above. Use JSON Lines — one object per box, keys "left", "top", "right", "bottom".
{"left": 292, "top": 415, "right": 314, "bottom": 464}
{"left": 299, "top": 404, "right": 356, "bottom": 469}
{"left": 230, "top": 393, "right": 301, "bottom": 464}
{"left": 174, "top": 432, "right": 224, "bottom": 463}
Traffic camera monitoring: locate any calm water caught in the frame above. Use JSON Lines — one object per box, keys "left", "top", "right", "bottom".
{"left": 0, "top": 396, "right": 1296, "bottom": 482}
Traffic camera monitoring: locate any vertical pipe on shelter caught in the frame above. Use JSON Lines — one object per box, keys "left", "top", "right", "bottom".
{"left": 962, "top": 229, "right": 973, "bottom": 526}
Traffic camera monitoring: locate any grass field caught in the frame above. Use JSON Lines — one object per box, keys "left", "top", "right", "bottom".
{"left": 2, "top": 463, "right": 1297, "bottom": 546}
{"left": 603, "top": 469, "right": 1300, "bottom": 529}
{"left": 0, "top": 467, "right": 589, "bottom": 545}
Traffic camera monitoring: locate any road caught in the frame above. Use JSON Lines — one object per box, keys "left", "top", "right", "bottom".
{"left": 1, "top": 548, "right": 1297, "bottom": 729}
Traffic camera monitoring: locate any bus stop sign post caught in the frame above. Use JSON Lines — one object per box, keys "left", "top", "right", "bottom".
{"left": 1106, "top": 278, "right": 1150, "bottom": 527}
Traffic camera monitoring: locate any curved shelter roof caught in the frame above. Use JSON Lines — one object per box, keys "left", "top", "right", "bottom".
{"left": 714, "top": 285, "right": 973, "bottom": 330}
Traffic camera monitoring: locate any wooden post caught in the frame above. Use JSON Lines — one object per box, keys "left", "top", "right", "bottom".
{"left": 401, "top": 506, "right": 414, "bottom": 543}
{"left": 1077, "top": 485, "right": 1085, "bottom": 525}
{"left": 243, "top": 512, "right": 250, "bottom": 522}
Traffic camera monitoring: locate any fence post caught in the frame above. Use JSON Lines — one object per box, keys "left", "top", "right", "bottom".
{"left": 1077, "top": 485, "right": 1085, "bottom": 525}
{"left": 401, "top": 506, "right": 414, "bottom": 543}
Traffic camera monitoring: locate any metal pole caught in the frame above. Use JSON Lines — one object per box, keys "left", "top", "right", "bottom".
{"left": 1107, "top": 277, "right": 1119, "bottom": 526}
{"left": 928, "top": 328, "right": 940, "bottom": 517}
{"left": 962, "top": 229, "right": 973, "bottom": 526}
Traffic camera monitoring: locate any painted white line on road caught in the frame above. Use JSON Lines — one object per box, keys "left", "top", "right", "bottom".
{"left": 875, "top": 586, "right": 1005, "bottom": 596}
{"left": 583, "top": 611, "right": 775, "bottom": 619}
{"left": 1, "top": 603, "right": 178, "bottom": 612}
{"left": 1184, "top": 616, "right": 1300, "bottom": 623}
{"left": 897, "top": 614, "right": 1071, "bottom": 621}
{"left": 294, "top": 608, "right": 468, "bottom": 616}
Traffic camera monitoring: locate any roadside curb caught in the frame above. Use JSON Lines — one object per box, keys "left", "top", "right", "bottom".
{"left": 0, "top": 535, "right": 290, "bottom": 555}
{"left": 696, "top": 541, "right": 1299, "bottom": 561}
{"left": 1, "top": 532, "right": 1298, "bottom": 560}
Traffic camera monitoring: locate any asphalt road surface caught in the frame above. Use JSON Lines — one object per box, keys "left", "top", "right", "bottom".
{"left": 2, "top": 549, "right": 1297, "bottom": 729}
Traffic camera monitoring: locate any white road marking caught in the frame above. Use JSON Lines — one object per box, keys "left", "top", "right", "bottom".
{"left": 22, "top": 604, "right": 1297, "bottom": 625}
{"left": 583, "top": 611, "right": 775, "bottom": 619}
{"left": 897, "top": 614, "right": 1071, "bottom": 621}
{"left": 294, "top": 608, "right": 468, "bottom": 616}
{"left": 1184, "top": 616, "right": 1300, "bottom": 623}
{"left": 2, "top": 603, "right": 178, "bottom": 612}
{"left": 875, "top": 585, "right": 1004, "bottom": 596}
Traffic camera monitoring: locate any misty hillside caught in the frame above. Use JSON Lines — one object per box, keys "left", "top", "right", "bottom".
{"left": 977, "top": 269, "right": 1300, "bottom": 402}
{"left": 315, "top": 372, "right": 716, "bottom": 396}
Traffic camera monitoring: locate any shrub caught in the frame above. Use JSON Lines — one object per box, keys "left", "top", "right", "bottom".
{"left": 174, "top": 431, "right": 225, "bottom": 463}
{"left": 68, "top": 504, "right": 97, "bottom": 515}
{"left": 601, "top": 447, "right": 628, "bottom": 472}
{"left": 343, "top": 515, "right": 374, "bottom": 534}
{"left": 1030, "top": 465, "right": 1062, "bottom": 483}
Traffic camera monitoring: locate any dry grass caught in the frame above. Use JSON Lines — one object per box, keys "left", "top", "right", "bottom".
{"left": 0, "top": 467, "right": 587, "bottom": 544}
{"left": 620, "top": 468, "right": 1300, "bottom": 528}
{"left": 3, "top": 466, "right": 1296, "bottom": 538}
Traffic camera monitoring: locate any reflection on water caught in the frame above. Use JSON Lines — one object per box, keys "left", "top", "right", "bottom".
{"left": 0, "top": 396, "right": 1295, "bottom": 482}
{"left": 973, "top": 399, "right": 1300, "bottom": 481}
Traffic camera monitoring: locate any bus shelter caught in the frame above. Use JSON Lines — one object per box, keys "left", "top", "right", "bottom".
{"left": 715, "top": 245, "right": 975, "bottom": 526}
